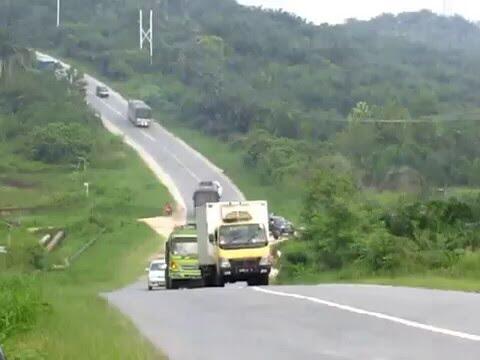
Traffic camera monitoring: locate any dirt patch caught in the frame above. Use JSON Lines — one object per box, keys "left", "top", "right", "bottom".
{"left": 0, "top": 177, "right": 38, "bottom": 189}
{"left": 139, "top": 210, "right": 186, "bottom": 261}
{"left": 139, "top": 216, "right": 182, "bottom": 239}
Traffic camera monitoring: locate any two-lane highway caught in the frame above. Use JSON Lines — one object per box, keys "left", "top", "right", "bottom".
{"left": 84, "top": 74, "right": 244, "bottom": 218}
{"left": 77, "top": 70, "right": 480, "bottom": 359}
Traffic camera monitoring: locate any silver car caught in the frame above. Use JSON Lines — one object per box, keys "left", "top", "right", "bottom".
{"left": 146, "top": 259, "right": 166, "bottom": 290}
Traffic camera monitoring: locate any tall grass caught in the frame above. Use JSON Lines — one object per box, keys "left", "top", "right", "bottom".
{"left": 0, "top": 275, "right": 43, "bottom": 342}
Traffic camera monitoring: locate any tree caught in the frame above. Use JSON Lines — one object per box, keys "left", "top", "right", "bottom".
{"left": 29, "top": 122, "right": 93, "bottom": 163}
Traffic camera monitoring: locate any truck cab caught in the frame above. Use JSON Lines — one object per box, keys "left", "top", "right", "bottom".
{"left": 196, "top": 201, "right": 272, "bottom": 287}
{"left": 165, "top": 224, "right": 202, "bottom": 289}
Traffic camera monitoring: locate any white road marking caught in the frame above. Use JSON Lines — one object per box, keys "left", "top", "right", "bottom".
{"left": 141, "top": 131, "right": 156, "bottom": 142}
{"left": 93, "top": 95, "right": 200, "bottom": 182}
{"left": 98, "top": 98, "right": 124, "bottom": 117}
{"left": 253, "top": 287, "right": 480, "bottom": 342}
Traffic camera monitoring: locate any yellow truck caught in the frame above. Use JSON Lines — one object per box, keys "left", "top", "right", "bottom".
{"left": 196, "top": 201, "right": 272, "bottom": 287}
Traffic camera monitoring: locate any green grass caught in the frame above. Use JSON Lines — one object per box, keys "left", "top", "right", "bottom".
{"left": 1, "top": 129, "right": 170, "bottom": 358}
{"left": 6, "top": 222, "right": 163, "bottom": 360}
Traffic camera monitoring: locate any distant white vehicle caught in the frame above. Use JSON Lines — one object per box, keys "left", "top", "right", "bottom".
{"left": 146, "top": 259, "right": 166, "bottom": 290}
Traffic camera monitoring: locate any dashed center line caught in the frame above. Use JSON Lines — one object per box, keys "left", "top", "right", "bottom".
{"left": 92, "top": 94, "right": 200, "bottom": 182}
{"left": 140, "top": 131, "right": 156, "bottom": 142}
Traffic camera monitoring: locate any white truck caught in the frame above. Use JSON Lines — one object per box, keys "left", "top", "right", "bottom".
{"left": 196, "top": 201, "right": 272, "bottom": 287}
{"left": 127, "top": 100, "right": 152, "bottom": 128}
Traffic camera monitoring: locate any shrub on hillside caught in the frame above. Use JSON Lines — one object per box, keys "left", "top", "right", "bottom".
{"left": 29, "top": 122, "right": 93, "bottom": 163}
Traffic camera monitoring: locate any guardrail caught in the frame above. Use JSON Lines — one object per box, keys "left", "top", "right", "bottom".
{"left": 51, "top": 228, "right": 106, "bottom": 270}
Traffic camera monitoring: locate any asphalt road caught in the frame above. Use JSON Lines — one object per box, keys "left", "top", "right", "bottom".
{"left": 79, "top": 73, "right": 480, "bottom": 359}
{"left": 84, "top": 75, "right": 244, "bottom": 218}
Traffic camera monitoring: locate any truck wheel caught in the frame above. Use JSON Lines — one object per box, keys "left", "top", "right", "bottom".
{"left": 171, "top": 280, "right": 179, "bottom": 290}
{"left": 215, "top": 272, "right": 225, "bottom": 287}
{"left": 258, "top": 274, "right": 269, "bottom": 286}
{"left": 247, "top": 275, "right": 269, "bottom": 286}
{"left": 148, "top": 285, "right": 152, "bottom": 291}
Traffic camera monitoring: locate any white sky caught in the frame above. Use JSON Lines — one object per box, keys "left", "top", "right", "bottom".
{"left": 236, "top": 0, "right": 479, "bottom": 24}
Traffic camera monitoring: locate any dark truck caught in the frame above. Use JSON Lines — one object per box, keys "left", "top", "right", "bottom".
{"left": 193, "top": 182, "right": 220, "bottom": 210}
{"left": 269, "top": 215, "right": 295, "bottom": 240}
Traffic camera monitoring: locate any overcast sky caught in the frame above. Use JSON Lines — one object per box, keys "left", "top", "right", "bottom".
{"left": 236, "top": 0, "right": 478, "bottom": 24}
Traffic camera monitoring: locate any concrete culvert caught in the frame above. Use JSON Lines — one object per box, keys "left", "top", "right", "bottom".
{"left": 46, "top": 230, "right": 66, "bottom": 252}
{"left": 39, "top": 234, "right": 52, "bottom": 247}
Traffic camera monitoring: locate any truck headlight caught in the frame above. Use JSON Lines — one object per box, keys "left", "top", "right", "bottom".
{"left": 259, "top": 255, "right": 273, "bottom": 266}
{"left": 219, "top": 258, "right": 231, "bottom": 268}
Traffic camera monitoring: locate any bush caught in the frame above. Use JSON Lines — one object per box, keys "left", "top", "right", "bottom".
{"left": 280, "top": 169, "right": 480, "bottom": 281}
{"left": 29, "top": 122, "right": 93, "bottom": 163}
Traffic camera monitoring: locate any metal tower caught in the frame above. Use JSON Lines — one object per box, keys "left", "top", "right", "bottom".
{"left": 139, "top": 9, "right": 154, "bottom": 64}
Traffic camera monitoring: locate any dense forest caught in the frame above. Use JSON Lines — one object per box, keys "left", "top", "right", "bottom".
{"left": 2, "top": 0, "right": 480, "bottom": 191}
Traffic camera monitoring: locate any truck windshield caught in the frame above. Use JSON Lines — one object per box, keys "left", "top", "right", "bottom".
{"left": 218, "top": 224, "right": 267, "bottom": 249}
{"left": 136, "top": 108, "right": 151, "bottom": 118}
{"left": 171, "top": 238, "right": 198, "bottom": 256}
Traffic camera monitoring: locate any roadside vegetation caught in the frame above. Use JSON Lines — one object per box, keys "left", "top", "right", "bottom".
{"left": 277, "top": 171, "right": 480, "bottom": 290}
{"left": 0, "top": 35, "right": 168, "bottom": 358}
{"left": 2, "top": 0, "right": 480, "bottom": 290}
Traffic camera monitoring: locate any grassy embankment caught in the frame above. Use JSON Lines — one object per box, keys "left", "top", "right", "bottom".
{"left": 1, "top": 135, "right": 169, "bottom": 358}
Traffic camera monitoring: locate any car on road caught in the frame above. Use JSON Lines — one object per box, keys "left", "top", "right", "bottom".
{"left": 146, "top": 259, "right": 166, "bottom": 290}
{"left": 95, "top": 85, "right": 109, "bottom": 98}
{"left": 269, "top": 215, "right": 294, "bottom": 240}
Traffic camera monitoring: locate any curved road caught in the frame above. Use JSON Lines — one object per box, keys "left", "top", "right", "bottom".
{"left": 77, "top": 69, "right": 480, "bottom": 359}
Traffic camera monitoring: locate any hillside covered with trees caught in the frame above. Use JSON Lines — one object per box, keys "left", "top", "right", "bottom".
{"left": 2, "top": 0, "right": 480, "bottom": 192}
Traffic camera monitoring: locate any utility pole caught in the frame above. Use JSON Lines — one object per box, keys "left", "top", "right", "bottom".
{"left": 57, "top": 0, "right": 61, "bottom": 27}
{"left": 139, "top": 9, "right": 154, "bottom": 64}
